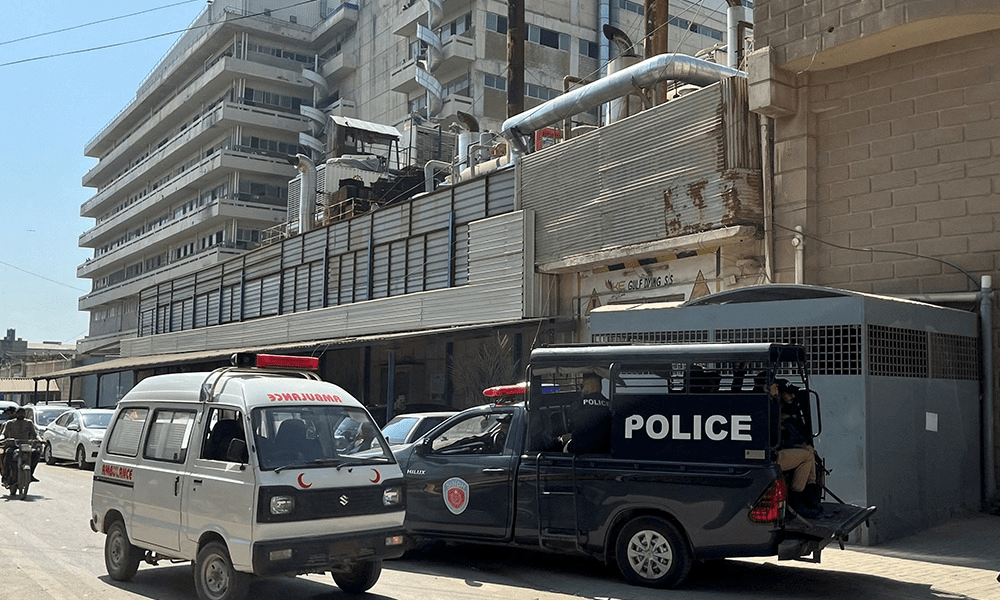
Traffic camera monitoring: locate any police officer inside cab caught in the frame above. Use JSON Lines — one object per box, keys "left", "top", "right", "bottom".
{"left": 562, "top": 372, "right": 612, "bottom": 454}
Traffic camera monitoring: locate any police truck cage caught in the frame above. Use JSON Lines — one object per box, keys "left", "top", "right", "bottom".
{"left": 199, "top": 353, "right": 322, "bottom": 402}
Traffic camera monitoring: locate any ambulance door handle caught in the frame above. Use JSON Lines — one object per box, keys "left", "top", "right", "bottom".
{"left": 482, "top": 468, "right": 505, "bottom": 474}
{"left": 173, "top": 476, "right": 180, "bottom": 496}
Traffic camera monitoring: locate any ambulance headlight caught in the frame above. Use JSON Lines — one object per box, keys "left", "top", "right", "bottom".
{"left": 382, "top": 487, "right": 401, "bottom": 507}
{"left": 270, "top": 495, "right": 295, "bottom": 515}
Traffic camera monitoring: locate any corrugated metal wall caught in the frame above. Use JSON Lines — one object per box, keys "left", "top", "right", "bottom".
{"left": 130, "top": 168, "right": 530, "bottom": 354}
{"left": 521, "top": 78, "right": 762, "bottom": 265}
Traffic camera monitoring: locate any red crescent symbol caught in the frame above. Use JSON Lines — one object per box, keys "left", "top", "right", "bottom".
{"left": 297, "top": 473, "right": 312, "bottom": 488}
{"left": 370, "top": 469, "right": 381, "bottom": 484}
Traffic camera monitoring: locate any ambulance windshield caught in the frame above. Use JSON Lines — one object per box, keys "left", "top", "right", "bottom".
{"left": 251, "top": 405, "right": 391, "bottom": 470}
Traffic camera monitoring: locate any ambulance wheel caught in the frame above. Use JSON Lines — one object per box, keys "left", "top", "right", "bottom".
{"left": 105, "top": 520, "right": 141, "bottom": 581}
{"left": 615, "top": 516, "right": 692, "bottom": 588}
{"left": 194, "top": 541, "right": 249, "bottom": 600}
{"left": 333, "top": 559, "right": 382, "bottom": 594}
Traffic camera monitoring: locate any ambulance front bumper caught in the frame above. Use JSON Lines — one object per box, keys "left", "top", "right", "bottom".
{"left": 251, "top": 526, "right": 406, "bottom": 576}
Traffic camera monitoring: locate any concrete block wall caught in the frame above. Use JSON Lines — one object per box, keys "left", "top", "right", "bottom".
{"left": 807, "top": 29, "right": 1000, "bottom": 295}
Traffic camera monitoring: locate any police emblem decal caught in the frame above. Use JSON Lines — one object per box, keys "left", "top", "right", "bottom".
{"left": 442, "top": 477, "right": 470, "bottom": 514}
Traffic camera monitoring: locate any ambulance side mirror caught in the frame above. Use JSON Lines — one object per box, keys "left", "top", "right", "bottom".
{"left": 225, "top": 439, "right": 249, "bottom": 464}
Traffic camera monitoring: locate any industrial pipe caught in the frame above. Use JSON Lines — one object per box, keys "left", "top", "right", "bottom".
{"left": 296, "top": 154, "right": 316, "bottom": 234}
{"left": 500, "top": 53, "right": 744, "bottom": 153}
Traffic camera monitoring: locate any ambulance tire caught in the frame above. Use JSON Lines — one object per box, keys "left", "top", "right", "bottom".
{"left": 105, "top": 520, "right": 142, "bottom": 581}
{"left": 614, "top": 516, "right": 692, "bottom": 588}
{"left": 333, "top": 559, "right": 382, "bottom": 594}
{"left": 194, "top": 541, "right": 249, "bottom": 600}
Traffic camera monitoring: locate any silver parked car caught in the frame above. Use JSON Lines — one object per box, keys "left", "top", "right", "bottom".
{"left": 42, "top": 408, "right": 114, "bottom": 469}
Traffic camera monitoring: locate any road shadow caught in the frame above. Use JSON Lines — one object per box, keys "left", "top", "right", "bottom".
{"left": 390, "top": 542, "right": 979, "bottom": 600}
{"left": 98, "top": 564, "right": 397, "bottom": 600}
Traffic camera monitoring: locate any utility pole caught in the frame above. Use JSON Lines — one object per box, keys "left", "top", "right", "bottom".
{"left": 507, "top": 0, "right": 525, "bottom": 123}
{"left": 644, "top": 0, "right": 669, "bottom": 104}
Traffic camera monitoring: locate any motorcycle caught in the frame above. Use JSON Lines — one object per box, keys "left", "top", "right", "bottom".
{"left": 3, "top": 439, "right": 41, "bottom": 500}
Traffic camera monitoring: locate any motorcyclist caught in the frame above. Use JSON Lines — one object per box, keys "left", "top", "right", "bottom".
{"left": 1, "top": 407, "right": 41, "bottom": 485}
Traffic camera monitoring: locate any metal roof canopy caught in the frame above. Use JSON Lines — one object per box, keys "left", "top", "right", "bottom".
{"left": 34, "top": 318, "right": 552, "bottom": 381}
{"left": 0, "top": 378, "right": 60, "bottom": 393}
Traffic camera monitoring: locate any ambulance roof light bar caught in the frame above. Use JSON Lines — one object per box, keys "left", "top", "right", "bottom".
{"left": 230, "top": 353, "right": 319, "bottom": 371}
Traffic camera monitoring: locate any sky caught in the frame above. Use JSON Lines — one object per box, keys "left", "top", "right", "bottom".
{"left": 0, "top": 1, "right": 205, "bottom": 344}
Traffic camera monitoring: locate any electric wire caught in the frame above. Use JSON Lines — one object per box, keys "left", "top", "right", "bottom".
{"left": 0, "top": 0, "right": 321, "bottom": 68}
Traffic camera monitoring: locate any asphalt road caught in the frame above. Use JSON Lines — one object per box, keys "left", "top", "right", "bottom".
{"left": 1, "top": 462, "right": 997, "bottom": 600}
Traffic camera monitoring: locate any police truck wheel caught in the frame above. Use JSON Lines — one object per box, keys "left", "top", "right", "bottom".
{"left": 194, "top": 541, "right": 249, "bottom": 600}
{"left": 332, "top": 559, "right": 382, "bottom": 594}
{"left": 105, "top": 520, "right": 142, "bottom": 581}
{"left": 43, "top": 443, "right": 55, "bottom": 465}
{"left": 615, "top": 516, "right": 692, "bottom": 588}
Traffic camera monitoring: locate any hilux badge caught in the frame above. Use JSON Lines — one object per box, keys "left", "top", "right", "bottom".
{"left": 442, "top": 477, "right": 469, "bottom": 515}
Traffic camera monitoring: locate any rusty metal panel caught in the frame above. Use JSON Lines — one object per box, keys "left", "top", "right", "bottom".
{"left": 520, "top": 80, "right": 762, "bottom": 265}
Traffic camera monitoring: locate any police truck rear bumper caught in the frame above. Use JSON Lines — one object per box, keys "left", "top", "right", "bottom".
{"left": 251, "top": 527, "right": 406, "bottom": 575}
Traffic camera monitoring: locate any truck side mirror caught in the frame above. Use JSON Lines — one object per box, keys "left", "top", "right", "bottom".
{"left": 415, "top": 437, "right": 432, "bottom": 456}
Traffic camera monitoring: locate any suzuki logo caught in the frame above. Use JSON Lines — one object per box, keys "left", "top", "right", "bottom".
{"left": 339, "top": 495, "right": 349, "bottom": 506}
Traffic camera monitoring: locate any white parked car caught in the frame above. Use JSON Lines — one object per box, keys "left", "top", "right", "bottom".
{"left": 43, "top": 408, "right": 114, "bottom": 469}
{"left": 380, "top": 411, "right": 456, "bottom": 450}
{"left": 24, "top": 404, "right": 71, "bottom": 437}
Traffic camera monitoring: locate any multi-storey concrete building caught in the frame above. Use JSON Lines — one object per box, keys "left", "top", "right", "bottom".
{"left": 77, "top": 0, "right": 740, "bottom": 356}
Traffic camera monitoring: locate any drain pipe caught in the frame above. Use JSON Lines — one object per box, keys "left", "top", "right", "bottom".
{"left": 761, "top": 117, "right": 774, "bottom": 283}
{"left": 981, "top": 275, "right": 996, "bottom": 504}
{"left": 501, "top": 53, "right": 743, "bottom": 153}
{"left": 296, "top": 154, "right": 316, "bottom": 234}
{"left": 791, "top": 225, "right": 804, "bottom": 284}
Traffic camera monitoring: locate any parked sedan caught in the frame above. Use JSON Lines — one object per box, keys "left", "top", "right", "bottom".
{"left": 42, "top": 408, "right": 114, "bottom": 469}
{"left": 381, "top": 411, "right": 456, "bottom": 450}
{"left": 24, "top": 404, "right": 70, "bottom": 437}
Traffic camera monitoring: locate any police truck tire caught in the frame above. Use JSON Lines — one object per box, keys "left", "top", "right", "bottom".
{"left": 105, "top": 520, "right": 142, "bottom": 581}
{"left": 43, "top": 444, "right": 55, "bottom": 465}
{"left": 615, "top": 516, "right": 692, "bottom": 588}
{"left": 333, "top": 559, "right": 382, "bottom": 593}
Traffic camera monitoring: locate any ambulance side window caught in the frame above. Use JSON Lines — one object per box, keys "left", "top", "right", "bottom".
{"left": 201, "top": 408, "right": 247, "bottom": 462}
{"left": 106, "top": 408, "right": 150, "bottom": 457}
{"left": 144, "top": 409, "right": 196, "bottom": 463}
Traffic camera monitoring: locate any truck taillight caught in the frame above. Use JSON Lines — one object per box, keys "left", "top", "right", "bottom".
{"left": 232, "top": 353, "right": 319, "bottom": 370}
{"left": 749, "top": 478, "right": 787, "bottom": 524}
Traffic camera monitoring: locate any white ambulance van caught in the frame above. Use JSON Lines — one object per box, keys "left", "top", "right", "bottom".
{"left": 90, "top": 353, "right": 405, "bottom": 600}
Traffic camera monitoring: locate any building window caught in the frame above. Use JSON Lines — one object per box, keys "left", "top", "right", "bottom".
{"left": 579, "top": 39, "right": 599, "bottom": 59}
{"left": 525, "top": 82, "right": 560, "bottom": 101}
{"left": 484, "top": 73, "right": 506, "bottom": 91}
{"left": 486, "top": 12, "right": 507, "bottom": 34}
{"left": 527, "top": 24, "right": 570, "bottom": 51}
{"left": 440, "top": 13, "right": 472, "bottom": 43}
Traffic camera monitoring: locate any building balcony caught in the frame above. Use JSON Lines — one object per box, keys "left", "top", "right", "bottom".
{"left": 392, "top": 1, "right": 427, "bottom": 38}
{"left": 313, "top": 2, "right": 360, "bottom": 47}
{"left": 434, "top": 35, "right": 475, "bottom": 82}
{"left": 390, "top": 58, "right": 426, "bottom": 94}
{"left": 438, "top": 94, "right": 474, "bottom": 122}
{"left": 320, "top": 51, "right": 357, "bottom": 81}
{"left": 78, "top": 197, "right": 287, "bottom": 281}
{"left": 327, "top": 99, "right": 357, "bottom": 118}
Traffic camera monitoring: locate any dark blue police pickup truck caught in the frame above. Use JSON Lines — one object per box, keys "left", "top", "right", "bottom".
{"left": 393, "top": 343, "right": 876, "bottom": 588}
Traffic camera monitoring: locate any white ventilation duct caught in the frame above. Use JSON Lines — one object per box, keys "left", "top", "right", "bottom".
{"left": 501, "top": 53, "right": 744, "bottom": 153}
{"left": 296, "top": 154, "right": 316, "bottom": 234}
